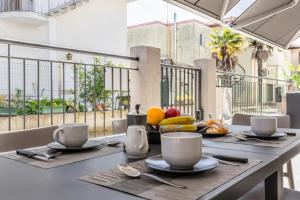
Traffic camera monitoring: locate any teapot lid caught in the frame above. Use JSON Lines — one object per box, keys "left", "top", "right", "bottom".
{"left": 128, "top": 104, "right": 146, "bottom": 115}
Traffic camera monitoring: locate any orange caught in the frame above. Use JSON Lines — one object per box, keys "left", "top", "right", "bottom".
{"left": 147, "top": 107, "right": 165, "bottom": 125}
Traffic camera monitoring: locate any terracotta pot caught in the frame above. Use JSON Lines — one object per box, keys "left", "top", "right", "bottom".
{"left": 95, "top": 104, "right": 103, "bottom": 111}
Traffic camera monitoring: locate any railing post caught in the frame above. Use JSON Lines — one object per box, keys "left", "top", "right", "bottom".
{"left": 130, "top": 46, "right": 161, "bottom": 111}
{"left": 8, "top": 44, "right": 11, "bottom": 131}
{"left": 194, "top": 59, "right": 216, "bottom": 120}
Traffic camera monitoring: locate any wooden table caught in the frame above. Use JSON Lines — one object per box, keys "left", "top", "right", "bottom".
{"left": 0, "top": 125, "right": 299, "bottom": 200}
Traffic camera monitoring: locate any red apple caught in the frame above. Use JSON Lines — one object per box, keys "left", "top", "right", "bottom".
{"left": 165, "top": 108, "right": 180, "bottom": 118}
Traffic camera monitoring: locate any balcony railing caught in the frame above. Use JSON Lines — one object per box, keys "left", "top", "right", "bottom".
{"left": 216, "top": 71, "right": 292, "bottom": 116}
{"left": 0, "top": 38, "right": 138, "bottom": 136}
{"left": 0, "top": 0, "right": 84, "bottom": 15}
{"left": 160, "top": 63, "right": 201, "bottom": 116}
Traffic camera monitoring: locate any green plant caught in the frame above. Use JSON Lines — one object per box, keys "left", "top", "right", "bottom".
{"left": 79, "top": 57, "right": 115, "bottom": 110}
{"left": 248, "top": 39, "right": 273, "bottom": 77}
{"left": 0, "top": 95, "right": 6, "bottom": 106}
{"left": 207, "top": 28, "right": 244, "bottom": 71}
{"left": 286, "top": 64, "right": 300, "bottom": 89}
{"left": 248, "top": 39, "right": 273, "bottom": 102}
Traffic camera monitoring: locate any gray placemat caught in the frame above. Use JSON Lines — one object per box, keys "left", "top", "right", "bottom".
{"left": 1, "top": 144, "right": 123, "bottom": 169}
{"left": 210, "top": 133, "right": 297, "bottom": 148}
{"left": 79, "top": 158, "right": 261, "bottom": 200}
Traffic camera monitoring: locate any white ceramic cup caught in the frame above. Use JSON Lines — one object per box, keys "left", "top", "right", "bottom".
{"left": 53, "top": 124, "right": 88, "bottom": 147}
{"left": 250, "top": 117, "right": 277, "bottom": 136}
{"left": 161, "top": 132, "right": 202, "bottom": 169}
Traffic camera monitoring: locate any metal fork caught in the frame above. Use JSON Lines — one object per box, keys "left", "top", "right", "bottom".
{"left": 233, "top": 133, "right": 280, "bottom": 144}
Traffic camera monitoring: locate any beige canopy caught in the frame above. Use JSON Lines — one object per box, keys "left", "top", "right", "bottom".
{"left": 168, "top": 0, "right": 240, "bottom": 20}
{"left": 168, "top": 0, "right": 300, "bottom": 48}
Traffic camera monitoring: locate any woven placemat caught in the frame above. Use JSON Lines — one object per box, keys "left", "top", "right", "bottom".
{"left": 79, "top": 158, "right": 261, "bottom": 200}
{"left": 1, "top": 144, "right": 123, "bottom": 169}
{"left": 210, "top": 133, "right": 297, "bottom": 148}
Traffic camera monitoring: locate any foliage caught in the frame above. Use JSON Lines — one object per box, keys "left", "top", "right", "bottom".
{"left": 248, "top": 39, "right": 273, "bottom": 76}
{"left": 78, "top": 57, "right": 115, "bottom": 110}
{"left": 207, "top": 28, "right": 244, "bottom": 71}
{"left": 286, "top": 64, "right": 300, "bottom": 89}
{"left": 0, "top": 95, "right": 6, "bottom": 106}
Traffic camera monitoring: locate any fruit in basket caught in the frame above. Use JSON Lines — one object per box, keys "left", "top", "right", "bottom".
{"left": 159, "top": 116, "right": 195, "bottom": 126}
{"left": 165, "top": 107, "right": 180, "bottom": 118}
{"left": 147, "top": 107, "right": 165, "bottom": 125}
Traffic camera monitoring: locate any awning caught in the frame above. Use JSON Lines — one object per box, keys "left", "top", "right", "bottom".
{"left": 232, "top": 0, "right": 300, "bottom": 48}
{"left": 166, "top": 0, "right": 300, "bottom": 49}
{"left": 167, "top": 0, "right": 240, "bottom": 20}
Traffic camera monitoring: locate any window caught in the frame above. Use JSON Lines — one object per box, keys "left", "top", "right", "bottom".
{"left": 199, "top": 34, "right": 203, "bottom": 46}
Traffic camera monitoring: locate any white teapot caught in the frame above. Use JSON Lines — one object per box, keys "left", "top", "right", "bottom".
{"left": 125, "top": 125, "right": 149, "bottom": 159}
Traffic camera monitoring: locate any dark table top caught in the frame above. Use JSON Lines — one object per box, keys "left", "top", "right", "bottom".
{"left": 0, "top": 125, "right": 300, "bottom": 200}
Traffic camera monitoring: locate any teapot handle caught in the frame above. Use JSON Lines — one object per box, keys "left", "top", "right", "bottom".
{"left": 138, "top": 129, "right": 146, "bottom": 149}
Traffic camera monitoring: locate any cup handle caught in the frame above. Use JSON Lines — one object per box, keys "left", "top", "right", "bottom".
{"left": 138, "top": 129, "right": 146, "bottom": 149}
{"left": 53, "top": 128, "right": 64, "bottom": 144}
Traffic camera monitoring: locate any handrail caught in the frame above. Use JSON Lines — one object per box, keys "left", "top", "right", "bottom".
{"left": 0, "top": 55, "right": 139, "bottom": 70}
{"left": 217, "top": 70, "right": 291, "bottom": 82}
{"left": 161, "top": 63, "right": 200, "bottom": 70}
{"left": 0, "top": 38, "right": 139, "bottom": 61}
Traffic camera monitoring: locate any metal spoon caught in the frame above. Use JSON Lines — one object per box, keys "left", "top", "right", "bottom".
{"left": 118, "top": 164, "right": 187, "bottom": 189}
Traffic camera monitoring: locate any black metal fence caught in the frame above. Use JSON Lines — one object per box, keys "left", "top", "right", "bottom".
{"left": 161, "top": 63, "right": 201, "bottom": 116}
{"left": 216, "top": 71, "right": 291, "bottom": 116}
{"left": 0, "top": 39, "right": 138, "bottom": 136}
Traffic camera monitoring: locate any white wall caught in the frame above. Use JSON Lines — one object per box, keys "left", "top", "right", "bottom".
{"left": 0, "top": 0, "right": 128, "bottom": 98}
{"left": 54, "top": 0, "right": 127, "bottom": 56}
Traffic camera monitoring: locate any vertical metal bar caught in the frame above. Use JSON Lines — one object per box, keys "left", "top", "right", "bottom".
{"left": 187, "top": 69, "right": 190, "bottom": 114}
{"left": 8, "top": 44, "right": 11, "bottom": 131}
{"left": 170, "top": 68, "right": 173, "bottom": 106}
{"left": 175, "top": 68, "right": 178, "bottom": 109}
{"left": 119, "top": 68, "right": 122, "bottom": 118}
{"left": 127, "top": 69, "right": 130, "bottom": 112}
{"left": 93, "top": 64, "right": 96, "bottom": 137}
{"left": 37, "top": 60, "right": 40, "bottom": 127}
{"left": 50, "top": 62, "right": 53, "bottom": 125}
{"left": 198, "top": 70, "right": 202, "bottom": 111}
{"left": 183, "top": 69, "right": 186, "bottom": 113}
{"left": 23, "top": 59, "right": 26, "bottom": 129}
{"left": 62, "top": 63, "right": 65, "bottom": 124}
{"left": 191, "top": 70, "right": 194, "bottom": 116}
{"left": 160, "top": 66, "right": 163, "bottom": 107}
{"left": 111, "top": 68, "right": 114, "bottom": 118}
{"left": 84, "top": 64, "right": 87, "bottom": 123}
{"left": 103, "top": 67, "right": 106, "bottom": 135}
{"left": 74, "top": 64, "right": 77, "bottom": 123}
{"left": 166, "top": 66, "right": 169, "bottom": 108}
{"left": 179, "top": 68, "right": 182, "bottom": 111}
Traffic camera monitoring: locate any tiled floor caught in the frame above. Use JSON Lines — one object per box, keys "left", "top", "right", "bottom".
{"left": 284, "top": 154, "right": 300, "bottom": 190}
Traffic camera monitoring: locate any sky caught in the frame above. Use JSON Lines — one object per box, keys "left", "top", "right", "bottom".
{"left": 127, "top": 0, "right": 212, "bottom": 26}
{"left": 127, "top": 0, "right": 255, "bottom": 26}
{"left": 127, "top": 0, "right": 300, "bottom": 46}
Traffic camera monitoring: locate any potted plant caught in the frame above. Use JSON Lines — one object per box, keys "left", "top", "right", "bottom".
{"left": 79, "top": 57, "right": 114, "bottom": 111}
{"left": 286, "top": 63, "right": 300, "bottom": 91}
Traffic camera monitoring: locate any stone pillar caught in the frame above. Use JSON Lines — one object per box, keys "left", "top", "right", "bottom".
{"left": 194, "top": 59, "right": 216, "bottom": 120}
{"left": 130, "top": 46, "right": 161, "bottom": 112}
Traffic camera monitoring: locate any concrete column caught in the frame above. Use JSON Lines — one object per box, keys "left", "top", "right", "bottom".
{"left": 130, "top": 46, "right": 161, "bottom": 112}
{"left": 194, "top": 59, "right": 216, "bottom": 120}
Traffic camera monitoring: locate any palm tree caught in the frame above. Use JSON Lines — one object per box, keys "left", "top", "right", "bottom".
{"left": 207, "top": 28, "right": 244, "bottom": 71}
{"left": 248, "top": 39, "right": 273, "bottom": 77}
{"left": 248, "top": 39, "right": 273, "bottom": 105}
